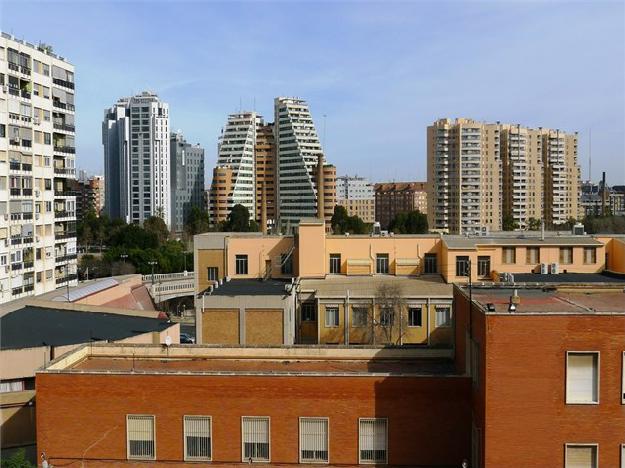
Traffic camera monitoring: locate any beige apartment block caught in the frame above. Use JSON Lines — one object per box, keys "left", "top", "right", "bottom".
{"left": 254, "top": 122, "right": 276, "bottom": 227}
{"left": 427, "top": 118, "right": 502, "bottom": 234}
{"left": 428, "top": 118, "right": 580, "bottom": 234}
{"left": 375, "top": 182, "right": 427, "bottom": 229}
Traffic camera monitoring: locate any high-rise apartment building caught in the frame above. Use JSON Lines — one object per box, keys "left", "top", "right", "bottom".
{"left": 336, "top": 175, "right": 375, "bottom": 223}
{"left": 209, "top": 112, "right": 260, "bottom": 226}
{"left": 375, "top": 182, "right": 427, "bottom": 229}
{"left": 274, "top": 97, "right": 335, "bottom": 230}
{"left": 170, "top": 131, "right": 204, "bottom": 234}
{"left": 427, "top": 118, "right": 580, "bottom": 234}
{"left": 70, "top": 174, "right": 105, "bottom": 220}
{"left": 209, "top": 99, "right": 336, "bottom": 232}
{"left": 0, "top": 33, "right": 78, "bottom": 304}
{"left": 102, "top": 92, "right": 170, "bottom": 226}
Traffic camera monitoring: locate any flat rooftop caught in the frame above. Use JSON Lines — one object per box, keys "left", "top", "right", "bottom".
{"left": 511, "top": 272, "right": 625, "bottom": 284}
{"left": 463, "top": 287, "right": 625, "bottom": 314}
{"left": 1, "top": 305, "right": 171, "bottom": 350}
{"left": 208, "top": 278, "right": 291, "bottom": 297}
{"left": 300, "top": 274, "right": 452, "bottom": 297}
{"left": 42, "top": 344, "right": 457, "bottom": 377}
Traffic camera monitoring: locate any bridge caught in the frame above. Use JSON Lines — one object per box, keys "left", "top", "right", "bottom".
{"left": 142, "top": 272, "right": 195, "bottom": 303}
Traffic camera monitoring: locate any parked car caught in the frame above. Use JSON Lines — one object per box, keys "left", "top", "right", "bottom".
{"left": 180, "top": 333, "right": 195, "bottom": 344}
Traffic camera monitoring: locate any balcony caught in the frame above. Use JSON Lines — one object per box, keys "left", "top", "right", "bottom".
{"left": 55, "top": 253, "right": 78, "bottom": 263}
{"left": 54, "top": 210, "right": 76, "bottom": 219}
{"left": 9, "top": 162, "right": 33, "bottom": 172}
{"left": 54, "top": 167, "right": 76, "bottom": 176}
{"left": 53, "top": 122, "right": 75, "bottom": 132}
{"left": 53, "top": 77, "right": 75, "bottom": 90}
{"left": 55, "top": 232, "right": 77, "bottom": 240}
{"left": 10, "top": 188, "right": 33, "bottom": 197}
{"left": 54, "top": 190, "right": 78, "bottom": 198}
{"left": 53, "top": 145, "right": 76, "bottom": 154}
{"left": 52, "top": 101, "right": 75, "bottom": 112}
{"left": 56, "top": 273, "right": 78, "bottom": 285}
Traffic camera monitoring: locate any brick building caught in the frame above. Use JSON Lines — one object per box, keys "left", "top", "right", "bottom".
{"left": 374, "top": 182, "right": 427, "bottom": 230}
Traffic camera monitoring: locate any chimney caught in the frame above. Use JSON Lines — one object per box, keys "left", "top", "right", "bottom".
{"left": 316, "top": 154, "right": 325, "bottom": 221}
{"left": 260, "top": 182, "right": 267, "bottom": 235}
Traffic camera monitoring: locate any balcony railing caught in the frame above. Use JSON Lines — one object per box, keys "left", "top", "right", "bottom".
{"left": 10, "top": 188, "right": 33, "bottom": 197}
{"left": 54, "top": 167, "right": 76, "bottom": 176}
{"left": 55, "top": 232, "right": 77, "bottom": 240}
{"left": 54, "top": 190, "right": 78, "bottom": 197}
{"left": 9, "top": 162, "right": 33, "bottom": 172}
{"left": 56, "top": 253, "right": 78, "bottom": 263}
{"left": 53, "top": 77, "right": 74, "bottom": 89}
{"left": 52, "top": 101, "right": 75, "bottom": 111}
{"left": 56, "top": 273, "right": 78, "bottom": 285}
{"left": 53, "top": 145, "right": 76, "bottom": 154}
{"left": 53, "top": 122, "right": 75, "bottom": 132}
{"left": 54, "top": 211, "right": 76, "bottom": 219}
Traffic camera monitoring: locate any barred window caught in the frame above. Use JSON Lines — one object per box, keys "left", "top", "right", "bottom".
{"left": 299, "top": 417, "right": 329, "bottom": 463}
{"left": 242, "top": 417, "right": 270, "bottom": 462}
{"left": 184, "top": 416, "right": 211, "bottom": 461}
{"left": 359, "top": 418, "right": 387, "bottom": 464}
{"left": 127, "top": 415, "right": 155, "bottom": 460}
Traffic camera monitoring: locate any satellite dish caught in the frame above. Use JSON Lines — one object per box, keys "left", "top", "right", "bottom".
{"left": 164, "top": 335, "right": 172, "bottom": 347}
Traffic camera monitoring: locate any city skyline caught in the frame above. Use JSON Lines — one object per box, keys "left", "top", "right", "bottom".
{"left": 1, "top": 1, "right": 623, "bottom": 184}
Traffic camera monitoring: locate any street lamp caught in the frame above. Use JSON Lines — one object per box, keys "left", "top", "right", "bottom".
{"left": 120, "top": 253, "right": 128, "bottom": 263}
{"left": 148, "top": 261, "right": 157, "bottom": 284}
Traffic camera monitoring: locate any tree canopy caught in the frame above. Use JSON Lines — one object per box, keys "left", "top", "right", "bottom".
{"left": 184, "top": 205, "right": 211, "bottom": 237}
{"left": 331, "top": 205, "right": 369, "bottom": 234}
{"left": 388, "top": 211, "right": 428, "bottom": 234}
{"left": 220, "top": 204, "right": 259, "bottom": 232}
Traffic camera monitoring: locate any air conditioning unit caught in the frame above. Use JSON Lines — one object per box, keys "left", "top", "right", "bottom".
{"left": 550, "top": 262, "right": 559, "bottom": 274}
{"left": 540, "top": 263, "right": 548, "bottom": 274}
{"left": 572, "top": 223, "right": 585, "bottom": 235}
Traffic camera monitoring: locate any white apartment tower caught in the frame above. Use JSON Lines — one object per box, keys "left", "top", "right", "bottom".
{"left": 209, "top": 112, "right": 261, "bottom": 221}
{"left": 0, "top": 33, "right": 78, "bottom": 304}
{"left": 102, "top": 92, "right": 170, "bottom": 226}
{"left": 274, "top": 97, "right": 326, "bottom": 229}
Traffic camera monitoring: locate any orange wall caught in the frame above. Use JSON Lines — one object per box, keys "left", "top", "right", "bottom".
{"left": 226, "top": 237, "right": 294, "bottom": 279}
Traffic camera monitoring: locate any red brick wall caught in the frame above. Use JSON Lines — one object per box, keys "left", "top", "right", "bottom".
{"left": 454, "top": 286, "right": 625, "bottom": 468}
{"left": 36, "top": 372, "right": 471, "bottom": 466}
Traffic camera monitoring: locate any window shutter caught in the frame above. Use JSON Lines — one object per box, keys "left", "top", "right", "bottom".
{"left": 565, "top": 445, "right": 596, "bottom": 468}
{"left": 567, "top": 354, "right": 597, "bottom": 403}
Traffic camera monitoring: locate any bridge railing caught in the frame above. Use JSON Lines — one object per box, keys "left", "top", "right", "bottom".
{"left": 142, "top": 271, "right": 195, "bottom": 283}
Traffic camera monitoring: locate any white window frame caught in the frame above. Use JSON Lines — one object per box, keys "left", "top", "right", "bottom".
{"left": 299, "top": 417, "right": 329, "bottom": 464}
{"left": 126, "top": 414, "right": 156, "bottom": 461}
{"left": 564, "top": 443, "right": 598, "bottom": 468}
{"left": 183, "top": 415, "right": 212, "bottom": 462}
{"left": 241, "top": 416, "right": 270, "bottom": 463}
{"left": 621, "top": 443, "right": 625, "bottom": 468}
{"left": 566, "top": 351, "right": 600, "bottom": 405}
{"left": 325, "top": 306, "right": 339, "bottom": 328}
{"left": 358, "top": 417, "right": 388, "bottom": 465}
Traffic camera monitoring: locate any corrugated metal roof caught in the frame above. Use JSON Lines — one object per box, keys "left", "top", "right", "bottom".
{"left": 52, "top": 277, "right": 119, "bottom": 302}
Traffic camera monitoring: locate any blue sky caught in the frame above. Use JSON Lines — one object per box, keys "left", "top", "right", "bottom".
{"left": 1, "top": 0, "right": 624, "bottom": 185}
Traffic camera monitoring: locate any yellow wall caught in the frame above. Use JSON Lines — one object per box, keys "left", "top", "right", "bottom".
{"left": 297, "top": 222, "right": 327, "bottom": 278}
{"left": 197, "top": 249, "right": 225, "bottom": 291}
{"left": 600, "top": 237, "right": 625, "bottom": 273}
{"left": 226, "top": 237, "right": 294, "bottom": 279}
{"left": 202, "top": 309, "right": 239, "bottom": 344}
{"left": 319, "top": 303, "right": 345, "bottom": 344}
{"left": 246, "top": 309, "right": 283, "bottom": 345}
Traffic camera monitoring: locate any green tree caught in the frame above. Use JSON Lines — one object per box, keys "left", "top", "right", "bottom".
{"left": 527, "top": 217, "right": 541, "bottom": 231}
{"left": 1, "top": 449, "right": 35, "bottom": 468}
{"left": 184, "top": 206, "right": 210, "bottom": 237}
{"left": 502, "top": 214, "right": 519, "bottom": 231}
{"left": 331, "top": 205, "right": 368, "bottom": 234}
{"left": 144, "top": 216, "right": 169, "bottom": 245}
{"left": 389, "top": 211, "right": 428, "bottom": 234}
{"left": 221, "top": 204, "right": 258, "bottom": 232}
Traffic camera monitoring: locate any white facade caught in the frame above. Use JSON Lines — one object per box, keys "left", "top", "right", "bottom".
{"left": 102, "top": 92, "right": 170, "bottom": 227}
{"left": 0, "top": 33, "right": 78, "bottom": 304}
{"left": 336, "top": 176, "right": 374, "bottom": 201}
{"left": 211, "top": 112, "right": 261, "bottom": 218}
{"left": 274, "top": 97, "right": 325, "bottom": 229}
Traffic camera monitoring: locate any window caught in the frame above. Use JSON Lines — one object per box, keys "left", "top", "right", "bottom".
{"left": 424, "top": 253, "right": 437, "bottom": 273}
{"left": 235, "top": 255, "right": 248, "bottom": 275}
{"left": 622, "top": 351, "right": 625, "bottom": 404}
{"left": 127, "top": 415, "right": 155, "bottom": 460}
{"left": 281, "top": 253, "right": 293, "bottom": 275}
{"left": 435, "top": 307, "right": 451, "bottom": 327}
{"left": 456, "top": 256, "right": 469, "bottom": 276}
{"left": 583, "top": 247, "right": 596, "bottom": 264}
{"left": 565, "top": 444, "right": 597, "bottom": 468}
{"left": 299, "top": 417, "right": 328, "bottom": 463}
{"left": 380, "top": 307, "right": 394, "bottom": 327}
{"left": 329, "top": 254, "right": 341, "bottom": 274}
{"left": 376, "top": 254, "right": 389, "bottom": 274}
{"left": 477, "top": 256, "right": 490, "bottom": 277}
{"left": 325, "top": 306, "right": 339, "bottom": 327}
{"left": 566, "top": 352, "right": 599, "bottom": 404}
{"left": 352, "top": 306, "right": 368, "bottom": 327}
{"left": 301, "top": 302, "right": 316, "bottom": 322}
{"left": 560, "top": 247, "right": 573, "bottom": 264}
{"left": 502, "top": 247, "right": 516, "bottom": 264}
{"left": 242, "top": 417, "right": 270, "bottom": 462}
{"left": 359, "top": 418, "right": 387, "bottom": 464}
{"left": 207, "top": 267, "right": 218, "bottom": 282}
{"left": 184, "top": 416, "right": 211, "bottom": 461}
{"left": 526, "top": 247, "right": 540, "bottom": 264}
{"left": 408, "top": 307, "right": 422, "bottom": 327}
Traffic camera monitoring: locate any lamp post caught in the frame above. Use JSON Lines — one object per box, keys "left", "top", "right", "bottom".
{"left": 120, "top": 253, "right": 128, "bottom": 263}
{"left": 148, "top": 261, "right": 157, "bottom": 284}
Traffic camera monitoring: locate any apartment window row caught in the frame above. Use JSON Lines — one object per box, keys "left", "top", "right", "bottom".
{"left": 500, "top": 247, "right": 598, "bottom": 265}
{"left": 329, "top": 253, "right": 438, "bottom": 275}
{"left": 319, "top": 305, "right": 449, "bottom": 328}
{"left": 126, "top": 415, "right": 388, "bottom": 464}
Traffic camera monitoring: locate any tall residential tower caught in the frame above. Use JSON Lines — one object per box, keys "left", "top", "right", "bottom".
{"left": 170, "top": 131, "right": 204, "bottom": 234}
{"left": 102, "top": 92, "right": 170, "bottom": 226}
{"left": 0, "top": 33, "right": 78, "bottom": 304}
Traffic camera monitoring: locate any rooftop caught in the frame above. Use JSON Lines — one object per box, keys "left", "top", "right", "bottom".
{"left": 42, "top": 344, "right": 456, "bottom": 377}
{"left": 208, "top": 278, "right": 291, "bottom": 297}
{"left": 0, "top": 305, "right": 172, "bottom": 350}
{"left": 300, "top": 275, "right": 452, "bottom": 297}
{"left": 443, "top": 234, "right": 603, "bottom": 249}
{"left": 460, "top": 286, "right": 625, "bottom": 315}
